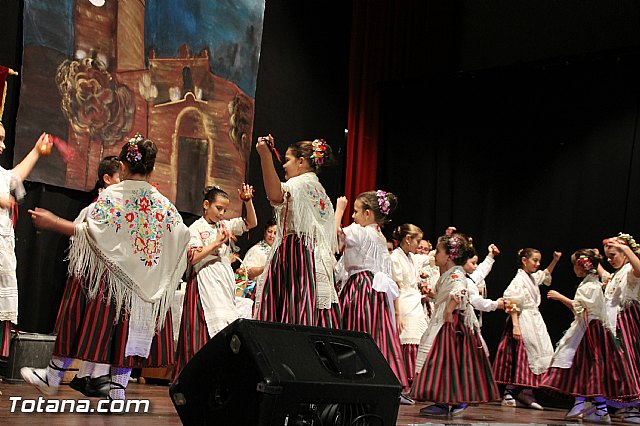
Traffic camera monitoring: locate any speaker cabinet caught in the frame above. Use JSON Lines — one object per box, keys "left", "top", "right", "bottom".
{"left": 169, "top": 319, "right": 401, "bottom": 425}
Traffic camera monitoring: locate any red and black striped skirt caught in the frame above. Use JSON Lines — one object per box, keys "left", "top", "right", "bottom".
{"left": 172, "top": 274, "right": 210, "bottom": 381}
{"left": 541, "top": 319, "right": 640, "bottom": 400}
{"left": 340, "top": 270, "right": 409, "bottom": 387}
{"left": 53, "top": 275, "right": 174, "bottom": 369}
{"left": 492, "top": 317, "right": 544, "bottom": 388}
{"left": 256, "top": 234, "right": 340, "bottom": 327}
{"left": 0, "top": 320, "right": 11, "bottom": 358}
{"left": 410, "top": 311, "right": 499, "bottom": 404}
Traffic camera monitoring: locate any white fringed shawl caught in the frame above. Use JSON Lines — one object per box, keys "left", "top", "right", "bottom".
{"left": 254, "top": 172, "right": 338, "bottom": 312}
{"left": 68, "top": 181, "right": 190, "bottom": 355}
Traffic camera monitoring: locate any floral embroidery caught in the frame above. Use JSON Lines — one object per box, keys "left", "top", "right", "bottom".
{"left": 200, "top": 231, "right": 211, "bottom": 240}
{"left": 307, "top": 184, "right": 330, "bottom": 219}
{"left": 257, "top": 240, "right": 271, "bottom": 254}
{"left": 91, "top": 187, "right": 180, "bottom": 266}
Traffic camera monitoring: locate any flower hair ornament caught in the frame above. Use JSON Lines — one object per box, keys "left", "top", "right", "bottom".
{"left": 447, "top": 235, "right": 462, "bottom": 260}
{"left": 376, "top": 190, "right": 391, "bottom": 215}
{"left": 310, "top": 138, "right": 328, "bottom": 166}
{"left": 606, "top": 232, "right": 640, "bottom": 256}
{"left": 575, "top": 255, "right": 595, "bottom": 273}
{"left": 126, "top": 132, "right": 144, "bottom": 163}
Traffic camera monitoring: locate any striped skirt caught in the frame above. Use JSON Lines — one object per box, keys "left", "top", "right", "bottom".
{"left": 53, "top": 275, "right": 175, "bottom": 368}
{"left": 403, "top": 344, "right": 418, "bottom": 385}
{"left": 541, "top": 319, "right": 640, "bottom": 400}
{"left": 256, "top": 234, "right": 340, "bottom": 327}
{"left": 173, "top": 275, "right": 210, "bottom": 381}
{"left": 410, "top": 311, "right": 499, "bottom": 404}
{"left": 492, "top": 317, "right": 543, "bottom": 387}
{"left": 0, "top": 320, "right": 11, "bottom": 358}
{"left": 340, "top": 271, "right": 409, "bottom": 387}
{"left": 617, "top": 301, "right": 640, "bottom": 375}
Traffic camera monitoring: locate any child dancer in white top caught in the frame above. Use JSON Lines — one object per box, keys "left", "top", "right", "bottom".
{"left": 173, "top": 185, "right": 257, "bottom": 381}
{"left": 463, "top": 243, "right": 504, "bottom": 343}
{"left": 542, "top": 248, "right": 640, "bottom": 423}
{"left": 390, "top": 224, "right": 429, "bottom": 386}
{"left": 411, "top": 233, "right": 500, "bottom": 417}
{"left": 600, "top": 233, "right": 640, "bottom": 422}
{"left": 492, "top": 248, "right": 561, "bottom": 410}
{"left": 0, "top": 128, "right": 51, "bottom": 358}
{"left": 334, "top": 190, "right": 409, "bottom": 395}
{"left": 254, "top": 134, "right": 340, "bottom": 327}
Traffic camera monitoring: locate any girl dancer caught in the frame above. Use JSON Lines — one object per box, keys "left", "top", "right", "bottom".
{"left": 21, "top": 135, "right": 190, "bottom": 403}
{"left": 27, "top": 155, "right": 121, "bottom": 398}
{"left": 600, "top": 233, "right": 640, "bottom": 422}
{"left": 390, "top": 223, "right": 429, "bottom": 386}
{"left": 492, "top": 248, "right": 561, "bottom": 410}
{"left": 542, "top": 248, "right": 640, "bottom": 423}
{"left": 0, "top": 126, "right": 51, "bottom": 358}
{"left": 464, "top": 243, "right": 504, "bottom": 329}
{"left": 411, "top": 233, "right": 500, "bottom": 417}
{"left": 254, "top": 134, "right": 340, "bottom": 327}
{"left": 334, "top": 191, "right": 410, "bottom": 396}
{"left": 173, "top": 184, "right": 257, "bottom": 380}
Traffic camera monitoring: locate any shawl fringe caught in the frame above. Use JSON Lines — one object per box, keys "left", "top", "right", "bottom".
{"left": 69, "top": 225, "right": 185, "bottom": 331}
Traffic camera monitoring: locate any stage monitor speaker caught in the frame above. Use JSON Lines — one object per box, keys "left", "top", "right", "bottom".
{"left": 169, "top": 319, "right": 402, "bottom": 425}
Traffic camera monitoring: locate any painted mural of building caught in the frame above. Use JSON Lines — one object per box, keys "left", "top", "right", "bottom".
{"left": 61, "top": 0, "right": 253, "bottom": 215}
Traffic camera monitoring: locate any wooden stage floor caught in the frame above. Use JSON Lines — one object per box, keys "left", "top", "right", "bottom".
{"left": 0, "top": 380, "right": 624, "bottom": 425}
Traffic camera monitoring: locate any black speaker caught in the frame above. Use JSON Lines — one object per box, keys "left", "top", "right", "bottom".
{"left": 169, "top": 319, "right": 402, "bottom": 425}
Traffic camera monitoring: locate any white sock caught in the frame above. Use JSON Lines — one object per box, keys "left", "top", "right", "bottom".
{"left": 109, "top": 367, "right": 131, "bottom": 400}
{"left": 91, "top": 363, "right": 110, "bottom": 378}
{"left": 46, "top": 356, "right": 73, "bottom": 387}
{"left": 77, "top": 361, "right": 94, "bottom": 378}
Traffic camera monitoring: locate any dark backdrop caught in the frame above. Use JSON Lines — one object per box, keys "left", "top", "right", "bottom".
{"left": 379, "top": 57, "right": 640, "bottom": 353}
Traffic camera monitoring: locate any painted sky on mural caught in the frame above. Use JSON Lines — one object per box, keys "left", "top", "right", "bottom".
{"left": 23, "top": 0, "right": 265, "bottom": 97}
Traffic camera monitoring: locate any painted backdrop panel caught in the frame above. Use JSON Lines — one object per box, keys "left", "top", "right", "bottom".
{"left": 15, "top": 0, "right": 264, "bottom": 216}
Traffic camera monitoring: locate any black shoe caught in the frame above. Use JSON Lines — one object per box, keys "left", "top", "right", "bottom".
{"left": 69, "top": 375, "right": 92, "bottom": 397}
{"left": 87, "top": 375, "right": 111, "bottom": 398}
{"left": 69, "top": 374, "right": 110, "bottom": 398}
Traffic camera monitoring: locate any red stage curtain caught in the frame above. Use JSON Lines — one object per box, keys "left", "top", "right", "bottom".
{"left": 343, "top": 0, "right": 391, "bottom": 224}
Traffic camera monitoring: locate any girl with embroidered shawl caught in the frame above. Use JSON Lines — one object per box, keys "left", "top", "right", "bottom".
{"left": 21, "top": 135, "right": 190, "bottom": 402}
{"left": 254, "top": 134, "right": 340, "bottom": 327}
{"left": 492, "top": 247, "right": 561, "bottom": 410}
{"left": 0, "top": 125, "right": 51, "bottom": 357}
{"left": 599, "top": 233, "right": 640, "bottom": 421}
{"left": 173, "top": 184, "right": 257, "bottom": 381}
{"left": 411, "top": 233, "right": 500, "bottom": 417}
{"left": 334, "top": 191, "right": 409, "bottom": 392}
{"left": 390, "top": 223, "right": 429, "bottom": 386}
{"left": 541, "top": 248, "right": 640, "bottom": 423}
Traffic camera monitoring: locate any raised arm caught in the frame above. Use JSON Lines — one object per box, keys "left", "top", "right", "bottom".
{"left": 610, "top": 241, "right": 640, "bottom": 278}
{"left": 13, "top": 133, "right": 51, "bottom": 182}
{"left": 335, "top": 196, "right": 347, "bottom": 233}
{"left": 256, "top": 134, "right": 284, "bottom": 204}
{"left": 544, "top": 251, "right": 562, "bottom": 274}
{"left": 469, "top": 243, "right": 500, "bottom": 283}
{"left": 239, "top": 183, "right": 258, "bottom": 230}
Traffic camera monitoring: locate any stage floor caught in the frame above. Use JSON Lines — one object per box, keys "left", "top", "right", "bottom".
{"left": 0, "top": 380, "right": 621, "bottom": 425}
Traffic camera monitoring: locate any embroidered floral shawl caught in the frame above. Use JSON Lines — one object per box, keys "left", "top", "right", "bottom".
{"left": 254, "top": 172, "right": 338, "bottom": 311}
{"left": 69, "top": 180, "right": 190, "bottom": 331}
